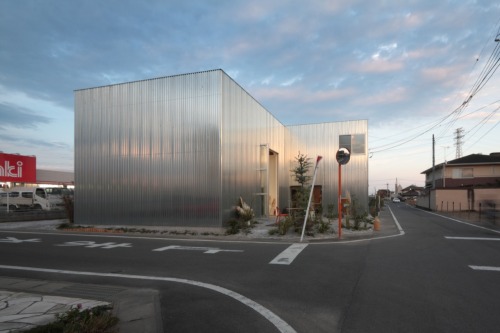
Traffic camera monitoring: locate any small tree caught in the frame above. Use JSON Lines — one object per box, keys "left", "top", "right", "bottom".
{"left": 292, "top": 152, "right": 312, "bottom": 187}
{"left": 290, "top": 152, "right": 314, "bottom": 232}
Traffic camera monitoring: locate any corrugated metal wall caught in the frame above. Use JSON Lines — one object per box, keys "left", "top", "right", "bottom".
{"left": 220, "top": 74, "right": 286, "bottom": 221}
{"left": 286, "top": 121, "right": 369, "bottom": 212}
{"left": 75, "top": 70, "right": 368, "bottom": 228}
{"left": 75, "top": 70, "right": 223, "bottom": 227}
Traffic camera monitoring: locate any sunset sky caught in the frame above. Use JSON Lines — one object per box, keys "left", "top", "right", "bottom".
{"left": 1, "top": 0, "right": 499, "bottom": 193}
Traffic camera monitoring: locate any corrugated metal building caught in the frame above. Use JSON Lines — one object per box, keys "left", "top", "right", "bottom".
{"left": 75, "top": 69, "right": 368, "bottom": 228}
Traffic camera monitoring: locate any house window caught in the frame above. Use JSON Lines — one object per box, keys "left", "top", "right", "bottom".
{"left": 339, "top": 134, "right": 366, "bottom": 154}
{"left": 452, "top": 168, "right": 473, "bottom": 179}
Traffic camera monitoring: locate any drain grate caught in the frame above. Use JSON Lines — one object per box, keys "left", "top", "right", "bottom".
{"left": 57, "top": 284, "right": 126, "bottom": 300}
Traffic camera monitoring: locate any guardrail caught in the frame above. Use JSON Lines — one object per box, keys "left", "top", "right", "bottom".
{"left": 0, "top": 209, "right": 66, "bottom": 222}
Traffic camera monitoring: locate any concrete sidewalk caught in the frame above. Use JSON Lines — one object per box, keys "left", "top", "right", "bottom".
{"left": 0, "top": 277, "right": 162, "bottom": 333}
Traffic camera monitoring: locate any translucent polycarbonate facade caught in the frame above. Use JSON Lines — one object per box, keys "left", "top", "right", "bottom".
{"left": 75, "top": 69, "right": 368, "bottom": 228}
{"left": 286, "top": 121, "right": 369, "bottom": 210}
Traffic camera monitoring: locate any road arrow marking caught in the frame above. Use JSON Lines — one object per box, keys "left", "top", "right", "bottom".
{"left": 270, "top": 243, "right": 308, "bottom": 265}
{"left": 469, "top": 265, "right": 500, "bottom": 272}
{"left": 445, "top": 236, "right": 500, "bottom": 241}
{"left": 0, "top": 237, "right": 41, "bottom": 243}
{"left": 152, "top": 245, "right": 243, "bottom": 254}
{"left": 56, "top": 241, "right": 132, "bottom": 249}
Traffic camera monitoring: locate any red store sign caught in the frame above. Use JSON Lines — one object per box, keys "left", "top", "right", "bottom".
{"left": 0, "top": 153, "right": 37, "bottom": 183}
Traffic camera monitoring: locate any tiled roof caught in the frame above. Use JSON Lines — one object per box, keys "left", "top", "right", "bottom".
{"left": 421, "top": 153, "right": 500, "bottom": 174}
{"left": 447, "top": 153, "right": 500, "bottom": 165}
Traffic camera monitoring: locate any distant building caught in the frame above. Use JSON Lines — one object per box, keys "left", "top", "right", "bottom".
{"left": 0, "top": 152, "right": 73, "bottom": 188}
{"left": 417, "top": 153, "right": 500, "bottom": 211}
{"left": 401, "top": 185, "right": 424, "bottom": 198}
{"left": 75, "top": 69, "right": 369, "bottom": 228}
{"left": 377, "top": 189, "right": 391, "bottom": 199}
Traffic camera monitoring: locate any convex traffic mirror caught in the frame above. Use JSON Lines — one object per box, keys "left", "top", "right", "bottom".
{"left": 336, "top": 147, "right": 351, "bottom": 165}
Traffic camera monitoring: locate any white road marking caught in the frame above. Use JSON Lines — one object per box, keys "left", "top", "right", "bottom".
{"left": 0, "top": 264, "right": 297, "bottom": 333}
{"left": 469, "top": 265, "right": 500, "bottom": 272}
{"left": 387, "top": 206, "right": 405, "bottom": 235}
{"left": 0, "top": 237, "right": 41, "bottom": 243}
{"left": 270, "top": 243, "right": 308, "bottom": 265}
{"left": 445, "top": 236, "right": 500, "bottom": 241}
{"left": 153, "top": 245, "right": 243, "bottom": 254}
{"left": 55, "top": 241, "right": 132, "bottom": 249}
{"left": 425, "top": 210, "right": 500, "bottom": 235}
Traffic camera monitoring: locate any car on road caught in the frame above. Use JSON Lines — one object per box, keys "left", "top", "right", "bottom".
{"left": 392, "top": 198, "right": 401, "bottom": 203}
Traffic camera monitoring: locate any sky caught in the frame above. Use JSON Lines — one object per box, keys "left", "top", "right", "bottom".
{"left": 1, "top": 0, "right": 499, "bottom": 194}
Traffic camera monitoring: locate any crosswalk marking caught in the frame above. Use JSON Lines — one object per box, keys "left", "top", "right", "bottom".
{"left": 270, "top": 243, "right": 308, "bottom": 265}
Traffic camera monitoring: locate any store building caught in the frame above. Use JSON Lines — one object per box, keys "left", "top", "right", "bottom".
{"left": 75, "top": 69, "right": 368, "bottom": 228}
{"left": 0, "top": 152, "right": 73, "bottom": 189}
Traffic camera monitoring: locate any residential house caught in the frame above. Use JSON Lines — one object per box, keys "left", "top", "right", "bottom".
{"left": 417, "top": 153, "right": 500, "bottom": 211}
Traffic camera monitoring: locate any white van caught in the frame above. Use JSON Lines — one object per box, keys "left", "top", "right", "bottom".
{"left": 0, "top": 187, "right": 63, "bottom": 211}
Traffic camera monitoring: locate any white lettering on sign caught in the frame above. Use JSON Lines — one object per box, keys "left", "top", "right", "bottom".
{"left": 56, "top": 241, "right": 132, "bottom": 249}
{"left": 153, "top": 245, "right": 243, "bottom": 254}
{"left": 0, "top": 237, "right": 41, "bottom": 243}
{"left": 0, "top": 160, "right": 23, "bottom": 178}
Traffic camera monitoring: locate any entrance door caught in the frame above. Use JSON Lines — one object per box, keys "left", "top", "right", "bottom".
{"left": 258, "top": 146, "right": 279, "bottom": 217}
{"left": 268, "top": 150, "right": 278, "bottom": 216}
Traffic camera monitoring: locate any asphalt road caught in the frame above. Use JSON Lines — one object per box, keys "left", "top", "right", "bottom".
{"left": 1, "top": 202, "right": 500, "bottom": 332}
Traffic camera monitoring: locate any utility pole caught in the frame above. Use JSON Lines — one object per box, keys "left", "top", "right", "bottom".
{"left": 432, "top": 135, "right": 435, "bottom": 189}
{"left": 442, "top": 146, "right": 450, "bottom": 188}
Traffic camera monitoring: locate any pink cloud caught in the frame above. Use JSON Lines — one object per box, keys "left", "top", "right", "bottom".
{"left": 420, "top": 66, "right": 462, "bottom": 85}
{"left": 253, "top": 86, "right": 356, "bottom": 103}
{"left": 354, "top": 87, "right": 408, "bottom": 106}
{"left": 351, "top": 58, "right": 404, "bottom": 73}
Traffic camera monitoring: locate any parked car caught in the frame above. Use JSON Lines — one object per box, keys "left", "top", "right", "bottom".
{"left": 393, "top": 198, "right": 401, "bottom": 203}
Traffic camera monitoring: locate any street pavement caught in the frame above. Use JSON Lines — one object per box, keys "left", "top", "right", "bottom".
{"left": 0, "top": 206, "right": 402, "bottom": 333}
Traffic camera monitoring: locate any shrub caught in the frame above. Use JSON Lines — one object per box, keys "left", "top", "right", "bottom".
{"left": 278, "top": 215, "right": 295, "bottom": 235}
{"left": 24, "top": 304, "right": 118, "bottom": 333}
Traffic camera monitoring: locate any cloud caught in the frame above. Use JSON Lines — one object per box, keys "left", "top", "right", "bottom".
{"left": 0, "top": 132, "right": 70, "bottom": 149}
{"left": 420, "top": 66, "right": 462, "bottom": 84}
{"left": 254, "top": 86, "right": 356, "bottom": 104}
{"left": 0, "top": 103, "right": 51, "bottom": 128}
{"left": 354, "top": 87, "right": 409, "bottom": 106}
{"left": 280, "top": 75, "right": 303, "bottom": 87}
{"left": 352, "top": 59, "right": 405, "bottom": 73}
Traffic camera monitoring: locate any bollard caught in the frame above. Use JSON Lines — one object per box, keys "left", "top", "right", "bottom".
{"left": 373, "top": 217, "right": 381, "bottom": 231}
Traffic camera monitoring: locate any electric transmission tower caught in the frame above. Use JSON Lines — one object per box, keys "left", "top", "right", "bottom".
{"left": 454, "top": 127, "right": 464, "bottom": 159}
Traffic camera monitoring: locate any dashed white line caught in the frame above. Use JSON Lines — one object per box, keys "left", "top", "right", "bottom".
{"left": 469, "top": 265, "right": 500, "bottom": 272}
{"left": 270, "top": 243, "right": 308, "bottom": 265}
{"left": 445, "top": 236, "right": 500, "bottom": 241}
{"left": 0, "top": 264, "right": 297, "bottom": 333}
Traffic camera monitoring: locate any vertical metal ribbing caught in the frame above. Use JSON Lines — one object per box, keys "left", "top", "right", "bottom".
{"left": 75, "top": 71, "right": 368, "bottom": 227}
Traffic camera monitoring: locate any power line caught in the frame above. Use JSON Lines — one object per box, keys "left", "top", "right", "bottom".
{"left": 370, "top": 26, "right": 500, "bottom": 156}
